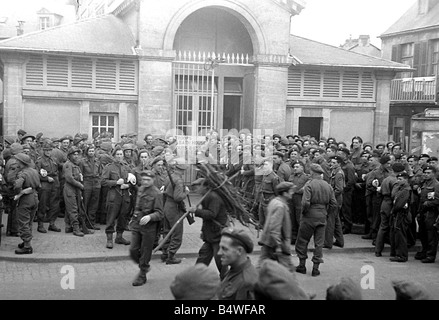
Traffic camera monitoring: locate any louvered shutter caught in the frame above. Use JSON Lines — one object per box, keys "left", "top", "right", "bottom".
{"left": 303, "top": 70, "right": 321, "bottom": 97}
{"left": 72, "top": 57, "right": 93, "bottom": 89}
{"left": 46, "top": 55, "right": 68, "bottom": 87}
{"left": 342, "top": 71, "right": 360, "bottom": 98}
{"left": 288, "top": 68, "right": 302, "bottom": 96}
{"left": 119, "top": 61, "right": 136, "bottom": 91}
{"left": 26, "top": 55, "right": 44, "bottom": 86}
{"left": 96, "top": 59, "right": 117, "bottom": 90}
{"left": 360, "top": 72, "right": 375, "bottom": 99}
{"left": 323, "top": 70, "right": 340, "bottom": 97}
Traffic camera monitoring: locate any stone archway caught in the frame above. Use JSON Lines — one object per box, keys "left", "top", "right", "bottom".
{"left": 163, "top": 0, "right": 266, "bottom": 56}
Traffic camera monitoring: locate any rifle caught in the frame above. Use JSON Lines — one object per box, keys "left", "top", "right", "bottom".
{"left": 13, "top": 187, "right": 33, "bottom": 201}
{"left": 163, "top": 160, "right": 195, "bottom": 225}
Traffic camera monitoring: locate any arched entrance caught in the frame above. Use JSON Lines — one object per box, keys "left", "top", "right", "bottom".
{"left": 170, "top": 6, "right": 257, "bottom": 138}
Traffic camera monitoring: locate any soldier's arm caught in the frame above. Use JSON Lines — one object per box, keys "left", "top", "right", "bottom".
{"left": 63, "top": 162, "right": 83, "bottom": 189}
{"left": 35, "top": 160, "right": 49, "bottom": 182}
{"left": 393, "top": 189, "right": 411, "bottom": 212}
{"left": 268, "top": 205, "right": 284, "bottom": 248}
{"left": 195, "top": 195, "right": 220, "bottom": 220}
{"left": 423, "top": 184, "right": 439, "bottom": 208}
{"left": 101, "top": 164, "right": 118, "bottom": 188}
{"left": 149, "top": 191, "right": 164, "bottom": 222}
{"left": 301, "top": 182, "right": 311, "bottom": 213}
{"left": 334, "top": 173, "right": 344, "bottom": 197}
{"left": 346, "top": 166, "right": 356, "bottom": 189}
{"left": 172, "top": 177, "right": 187, "bottom": 203}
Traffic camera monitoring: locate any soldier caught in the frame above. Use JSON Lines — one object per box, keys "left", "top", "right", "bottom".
{"left": 16, "top": 129, "right": 27, "bottom": 144}
{"left": 79, "top": 144, "right": 102, "bottom": 230}
{"left": 63, "top": 147, "right": 89, "bottom": 237}
{"left": 273, "top": 151, "right": 292, "bottom": 182}
{"left": 35, "top": 140, "right": 61, "bottom": 233}
{"left": 13, "top": 153, "right": 41, "bottom": 254}
{"left": 336, "top": 147, "right": 356, "bottom": 234}
{"left": 217, "top": 228, "right": 257, "bottom": 300}
{"left": 324, "top": 156, "right": 345, "bottom": 249}
{"left": 102, "top": 147, "right": 132, "bottom": 249}
{"left": 258, "top": 182, "right": 296, "bottom": 273}
{"left": 288, "top": 161, "right": 310, "bottom": 244}
{"left": 414, "top": 165, "right": 439, "bottom": 263}
{"left": 161, "top": 158, "right": 190, "bottom": 264}
{"left": 57, "top": 135, "right": 73, "bottom": 218}
{"left": 256, "top": 159, "right": 280, "bottom": 229}
{"left": 129, "top": 170, "right": 164, "bottom": 286}
{"left": 295, "top": 164, "right": 337, "bottom": 277}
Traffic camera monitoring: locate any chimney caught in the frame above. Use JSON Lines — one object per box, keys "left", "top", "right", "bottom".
{"left": 359, "top": 35, "right": 370, "bottom": 47}
{"left": 16, "top": 20, "right": 25, "bottom": 36}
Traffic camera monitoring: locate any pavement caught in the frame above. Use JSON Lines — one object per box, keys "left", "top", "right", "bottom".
{"left": 0, "top": 193, "right": 422, "bottom": 263}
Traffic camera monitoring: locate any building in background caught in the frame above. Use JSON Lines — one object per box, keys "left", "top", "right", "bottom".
{"left": 0, "top": 0, "right": 410, "bottom": 148}
{"left": 340, "top": 35, "right": 382, "bottom": 58}
{"left": 380, "top": 0, "right": 439, "bottom": 154}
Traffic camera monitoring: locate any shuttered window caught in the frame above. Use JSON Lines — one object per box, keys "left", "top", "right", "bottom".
{"left": 25, "top": 54, "right": 137, "bottom": 93}
{"left": 288, "top": 68, "right": 376, "bottom": 100}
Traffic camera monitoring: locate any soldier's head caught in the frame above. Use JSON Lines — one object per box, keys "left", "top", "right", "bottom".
{"left": 113, "top": 147, "right": 124, "bottom": 162}
{"left": 68, "top": 147, "right": 81, "bottom": 164}
{"left": 419, "top": 154, "right": 430, "bottom": 166}
{"left": 351, "top": 136, "right": 363, "bottom": 150}
{"left": 422, "top": 165, "right": 437, "bottom": 181}
{"left": 140, "top": 170, "right": 155, "bottom": 188}
{"left": 407, "top": 155, "right": 419, "bottom": 168}
{"left": 144, "top": 134, "right": 153, "bottom": 144}
{"left": 138, "top": 150, "right": 150, "bottom": 165}
{"left": 329, "top": 156, "right": 343, "bottom": 170}
{"left": 219, "top": 228, "right": 253, "bottom": 268}
{"left": 292, "top": 161, "right": 305, "bottom": 174}
{"left": 273, "top": 152, "right": 284, "bottom": 165}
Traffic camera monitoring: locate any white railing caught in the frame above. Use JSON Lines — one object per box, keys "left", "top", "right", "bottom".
{"left": 391, "top": 76, "right": 437, "bottom": 102}
{"left": 175, "top": 51, "right": 253, "bottom": 65}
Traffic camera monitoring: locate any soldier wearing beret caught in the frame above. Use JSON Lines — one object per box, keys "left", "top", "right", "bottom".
{"left": 189, "top": 178, "right": 230, "bottom": 280}
{"left": 217, "top": 228, "right": 257, "bottom": 300}
{"left": 258, "top": 182, "right": 295, "bottom": 273}
{"left": 336, "top": 147, "right": 356, "bottom": 234}
{"left": 102, "top": 147, "right": 133, "bottom": 248}
{"left": 273, "top": 151, "right": 291, "bottom": 182}
{"left": 295, "top": 164, "right": 337, "bottom": 277}
{"left": 414, "top": 165, "right": 439, "bottom": 263}
{"left": 35, "top": 140, "right": 61, "bottom": 234}
{"left": 13, "top": 153, "right": 41, "bottom": 254}
{"left": 129, "top": 170, "right": 164, "bottom": 286}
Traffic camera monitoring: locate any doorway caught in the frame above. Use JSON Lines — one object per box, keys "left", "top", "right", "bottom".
{"left": 223, "top": 95, "right": 242, "bottom": 131}
{"left": 299, "top": 117, "right": 322, "bottom": 140}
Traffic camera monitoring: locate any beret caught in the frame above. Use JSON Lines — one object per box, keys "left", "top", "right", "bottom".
{"left": 326, "top": 277, "right": 363, "bottom": 300}
{"left": 150, "top": 156, "right": 164, "bottom": 167}
{"left": 391, "top": 162, "right": 406, "bottom": 173}
{"left": 273, "top": 151, "right": 285, "bottom": 158}
{"left": 276, "top": 182, "right": 295, "bottom": 194}
{"left": 10, "top": 143, "right": 24, "bottom": 155}
{"left": 429, "top": 156, "right": 438, "bottom": 162}
{"left": 14, "top": 153, "right": 32, "bottom": 166}
{"left": 122, "top": 143, "right": 135, "bottom": 151}
{"left": 310, "top": 163, "right": 324, "bottom": 174}
{"left": 170, "top": 264, "right": 220, "bottom": 300}
{"left": 273, "top": 134, "right": 282, "bottom": 140}
{"left": 255, "top": 260, "right": 310, "bottom": 300}
{"left": 100, "top": 142, "right": 113, "bottom": 152}
{"left": 171, "top": 157, "right": 188, "bottom": 171}
{"left": 221, "top": 228, "right": 254, "bottom": 254}
{"left": 152, "top": 146, "right": 165, "bottom": 156}
{"left": 407, "top": 155, "right": 419, "bottom": 161}
{"left": 420, "top": 154, "right": 430, "bottom": 159}
{"left": 60, "top": 135, "right": 73, "bottom": 142}
{"left": 363, "top": 142, "right": 373, "bottom": 149}
{"left": 392, "top": 280, "right": 429, "bottom": 300}
{"left": 423, "top": 165, "right": 437, "bottom": 173}
{"left": 338, "top": 147, "right": 350, "bottom": 156}
{"left": 380, "top": 155, "right": 391, "bottom": 165}
{"left": 21, "top": 134, "right": 36, "bottom": 142}
{"left": 396, "top": 172, "right": 409, "bottom": 179}
{"left": 68, "top": 146, "right": 81, "bottom": 156}
{"left": 17, "top": 129, "right": 27, "bottom": 135}
{"left": 330, "top": 155, "right": 344, "bottom": 163}
{"left": 4, "top": 137, "right": 15, "bottom": 146}
{"left": 140, "top": 170, "right": 155, "bottom": 178}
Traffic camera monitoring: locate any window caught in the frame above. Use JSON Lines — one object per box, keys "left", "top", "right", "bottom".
{"left": 91, "top": 114, "right": 118, "bottom": 140}
{"left": 431, "top": 40, "right": 439, "bottom": 77}
{"left": 39, "top": 16, "right": 51, "bottom": 30}
{"left": 401, "top": 43, "right": 414, "bottom": 78}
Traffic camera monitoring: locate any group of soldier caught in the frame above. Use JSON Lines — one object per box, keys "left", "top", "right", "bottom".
{"left": 0, "top": 128, "right": 438, "bottom": 289}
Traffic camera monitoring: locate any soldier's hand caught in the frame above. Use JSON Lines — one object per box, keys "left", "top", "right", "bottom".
{"left": 120, "top": 184, "right": 130, "bottom": 190}
{"left": 117, "top": 178, "right": 124, "bottom": 185}
{"left": 160, "top": 186, "right": 165, "bottom": 193}
{"left": 48, "top": 177, "right": 54, "bottom": 183}
{"left": 188, "top": 206, "right": 197, "bottom": 213}
{"left": 185, "top": 186, "right": 190, "bottom": 193}
{"left": 140, "top": 215, "right": 151, "bottom": 226}
{"left": 79, "top": 184, "right": 84, "bottom": 191}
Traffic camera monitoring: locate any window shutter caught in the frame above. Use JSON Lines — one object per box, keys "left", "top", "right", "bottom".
{"left": 25, "top": 55, "right": 44, "bottom": 86}
{"left": 303, "top": 69, "right": 321, "bottom": 97}
{"left": 288, "top": 68, "right": 302, "bottom": 96}
{"left": 323, "top": 70, "right": 340, "bottom": 97}
{"left": 419, "top": 41, "right": 428, "bottom": 77}
{"left": 71, "top": 57, "right": 93, "bottom": 89}
{"left": 95, "top": 59, "right": 117, "bottom": 90}
{"left": 413, "top": 42, "right": 421, "bottom": 77}
{"left": 342, "top": 71, "right": 360, "bottom": 98}
{"left": 118, "top": 60, "right": 136, "bottom": 91}
{"left": 360, "top": 72, "right": 375, "bottom": 99}
{"left": 46, "top": 55, "right": 68, "bottom": 87}
{"left": 391, "top": 45, "right": 401, "bottom": 62}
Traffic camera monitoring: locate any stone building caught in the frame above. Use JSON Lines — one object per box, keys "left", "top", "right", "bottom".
{"left": 0, "top": 0, "right": 410, "bottom": 145}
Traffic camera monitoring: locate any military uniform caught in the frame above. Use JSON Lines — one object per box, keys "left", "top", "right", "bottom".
{"left": 63, "top": 156, "right": 85, "bottom": 236}
{"left": 257, "top": 171, "right": 280, "bottom": 228}
{"left": 288, "top": 171, "right": 310, "bottom": 242}
{"left": 340, "top": 159, "right": 356, "bottom": 233}
{"left": 35, "top": 150, "right": 60, "bottom": 231}
{"left": 325, "top": 166, "right": 345, "bottom": 248}
{"left": 129, "top": 181, "right": 163, "bottom": 286}
{"left": 102, "top": 159, "right": 132, "bottom": 247}
{"left": 79, "top": 154, "right": 102, "bottom": 228}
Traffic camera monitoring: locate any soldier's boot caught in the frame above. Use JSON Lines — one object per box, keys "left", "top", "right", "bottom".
{"left": 65, "top": 226, "right": 73, "bottom": 234}
{"left": 73, "top": 224, "right": 84, "bottom": 237}
{"left": 311, "top": 263, "right": 320, "bottom": 277}
{"left": 37, "top": 222, "right": 47, "bottom": 234}
{"left": 295, "top": 259, "right": 307, "bottom": 274}
{"left": 48, "top": 223, "right": 61, "bottom": 232}
{"left": 115, "top": 232, "right": 130, "bottom": 245}
{"left": 160, "top": 253, "right": 168, "bottom": 263}
{"left": 166, "top": 253, "right": 182, "bottom": 265}
{"left": 15, "top": 241, "right": 33, "bottom": 255}
{"left": 106, "top": 233, "right": 114, "bottom": 249}
{"left": 81, "top": 225, "right": 94, "bottom": 235}
{"left": 132, "top": 270, "right": 147, "bottom": 287}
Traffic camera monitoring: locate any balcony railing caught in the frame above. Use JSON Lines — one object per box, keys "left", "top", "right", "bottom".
{"left": 391, "top": 76, "right": 438, "bottom": 103}
{"left": 175, "top": 51, "right": 253, "bottom": 66}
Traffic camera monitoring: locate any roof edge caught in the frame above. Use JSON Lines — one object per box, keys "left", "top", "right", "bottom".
{"left": 379, "top": 24, "right": 439, "bottom": 39}
{"left": 0, "top": 47, "right": 138, "bottom": 59}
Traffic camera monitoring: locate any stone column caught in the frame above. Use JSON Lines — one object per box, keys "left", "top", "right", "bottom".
{"left": 374, "top": 71, "right": 396, "bottom": 145}
{"left": 137, "top": 49, "right": 176, "bottom": 137}
{"left": 1, "top": 53, "right": 26, "bottom": 137}
{"left": 253, "top": 55, "right": 290, "bottom": 135}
